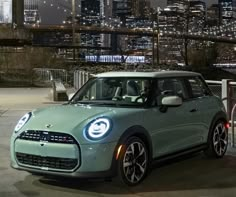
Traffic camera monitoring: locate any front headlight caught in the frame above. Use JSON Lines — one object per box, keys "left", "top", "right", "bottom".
{"left": 84, "top": 117, "right": 112, "bottom": 140}
{"left": 14, "top": 112, "right": 31, "bottom": 133}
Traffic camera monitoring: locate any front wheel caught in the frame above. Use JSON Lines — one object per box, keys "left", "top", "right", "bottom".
{"left": 117, "top": 136, "right": 149, "bottom": 186}
{"left": 204, "top": 120, "right": 228, "bottom": 158}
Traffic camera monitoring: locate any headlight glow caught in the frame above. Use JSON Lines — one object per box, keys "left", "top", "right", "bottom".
{"left": 85, "top": 117, "right": 112, "bottom": 140}
{"left": 14, "top": 113, "right": 31, "bottom": 133}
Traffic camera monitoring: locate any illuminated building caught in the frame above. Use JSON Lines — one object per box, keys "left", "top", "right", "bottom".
{"left": 206, "top": 4, "right": 220, "bottom": 27}
{"left": 219, "top": 0, "right": 235, "bottom": 24}
{"left": 80, "top": 0, "right": 102, "bottom": 55}
{"left": 113, "top": 0, "right": 132, "bottom": 19}
{"left": 131, "top": 0, "right": 151, "bottom": 17}
{"left": 167, "top": 0, "right": 186, "bottom": 13}
{"left": 0, "top": 0, "right": 12, "bottom": 23}
{"left": 24, "top": 0, "right": 41, "bottom": 25}
{"left": 189, "top": 0, "right": 206, "bottom": 32}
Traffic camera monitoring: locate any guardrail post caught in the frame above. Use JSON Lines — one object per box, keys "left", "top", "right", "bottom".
{"left": 79, "top": 71, "right": 83, "bottom": 89}
{"left": 74, "top": 70, "right": 78, "bottom": 90}
{"left": 73, "top": 70, "right": 93, "bottom": 90}
{"left": 85, "top": 72, "right": 89, "bottom": 83}
{"left": 51, "top": 80, "right": 56, "bottom": 101}
{"left": 222, "top": 79, "right": 232, "bottom": 118}
{"left": 231, "top": 104, "right": 236, "bottom": 147}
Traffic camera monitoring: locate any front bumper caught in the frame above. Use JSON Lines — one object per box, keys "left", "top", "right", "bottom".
{"left": 11, "top": 132, "right": 118, "bottom": 178}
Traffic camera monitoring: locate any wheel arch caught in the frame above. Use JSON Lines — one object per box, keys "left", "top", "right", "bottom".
{"left": 204, "top": 110, "right": 228, "bottom": 158}
{"left": 207, "top": 111, "right": 228, "bottom": 143}
{"left": 117, "top": 125, "right": 153, "bottom": 161}
{"left": 209, "top": 111, "right": 228, "bottom": 132}
{"left": 109, "top": 125, "right": 153, "bottom": 177}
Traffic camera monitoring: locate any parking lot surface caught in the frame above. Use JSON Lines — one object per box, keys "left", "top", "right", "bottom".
{"left": 1, "top": 88, "right": 236, "bottom": 197}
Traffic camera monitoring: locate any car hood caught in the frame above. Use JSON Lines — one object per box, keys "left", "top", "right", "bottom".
{"left": 24, "top": 104, "right": 115, "bottom": 132}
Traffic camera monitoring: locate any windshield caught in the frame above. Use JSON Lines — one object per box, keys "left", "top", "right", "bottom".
{"left": 70, "top": 77, "right": 153, "bottom": 107}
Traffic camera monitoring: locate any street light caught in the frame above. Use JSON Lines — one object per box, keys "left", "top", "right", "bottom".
{"left": 156, "top": 7, "right": 160, "bottom": 67}
{"left": 72, "top": 0, "right": 76, "bottom": 63}
{"left": 152, "top": 7, "right": 160, "bottom": 68}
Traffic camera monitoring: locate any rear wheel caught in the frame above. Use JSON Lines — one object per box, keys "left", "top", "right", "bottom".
{"left": 204, "top": 120, "right": 228, "bottom": 158}
{"left": 118, "top": 136, "right": 148, "bottom": 186}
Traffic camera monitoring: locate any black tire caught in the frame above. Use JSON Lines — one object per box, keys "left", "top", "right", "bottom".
{"left": 117, "top": 136, "right": 149, "bottom": 186}
{"left": 204, "top": 120, "right": 228, "bottom": 158}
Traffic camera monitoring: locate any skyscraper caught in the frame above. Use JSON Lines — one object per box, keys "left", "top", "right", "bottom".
{"left": 0, "top": 0, "right": 12, "bottom": 23}
{"left": 113, "top": 0, "right": 132, "bottom": 24}
{"left": 130, "top": 0, "right": 151, "bottom": 18}
{"left": 219, "top": 0, "right": 235, "bottom": 24}
{"left": 24, "top": 0, "right": 40, "bottom": 25}
{"left": 206, "top": 4, "right": 220, "bottom": 27}
{"left": 167, "top": 0, "right": 186, "bottom": 13}
{"left": 189, "top": 0, "right": 206, "bottom": 32}
{"left": 104, "top": 0, "right": 113, "bottom": 19}
{"left": 80, "top": 0, "right": 102, "bottom": 55}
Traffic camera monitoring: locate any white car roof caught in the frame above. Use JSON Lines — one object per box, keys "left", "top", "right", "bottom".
{"left": 95, "top": 71, "right": 201, "bottom": 78}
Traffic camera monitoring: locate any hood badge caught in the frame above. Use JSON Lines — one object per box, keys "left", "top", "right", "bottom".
{"left": 45, "top": 124, "right": 53, "bottom": 129}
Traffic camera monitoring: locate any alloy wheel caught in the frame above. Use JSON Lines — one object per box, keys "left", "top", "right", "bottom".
{"left": 213, "top": 122, "right": 228, "bottom": 156}
{"left": 122, "top": 141, "right": 147, "bottom": 184}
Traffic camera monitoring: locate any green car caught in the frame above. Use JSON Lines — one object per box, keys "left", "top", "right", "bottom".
{"left": 11, "top": 71, "right": 228, "bottom": 185}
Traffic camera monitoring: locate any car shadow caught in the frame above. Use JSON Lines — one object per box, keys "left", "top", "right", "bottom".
{"left": 14, "top": 153, "right": 236, "bottom": 196}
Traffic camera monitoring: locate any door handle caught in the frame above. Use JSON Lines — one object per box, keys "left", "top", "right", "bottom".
{"left": 190, "top": 109, "right": 197, "bottom": 113}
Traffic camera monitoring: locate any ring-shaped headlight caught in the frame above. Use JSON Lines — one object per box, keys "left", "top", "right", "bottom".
{"left": 14, "top": 112, "right": 31, "bottom": 133}
{"left": 84, "top": 117, "right": 112, "bottom": 140}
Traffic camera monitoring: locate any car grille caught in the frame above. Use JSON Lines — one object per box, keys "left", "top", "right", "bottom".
{"left": 19, "top": 130, "right": 76, "bottom": 144}
{"left": 16, "top": 152, "right": 78, "bottom": 170}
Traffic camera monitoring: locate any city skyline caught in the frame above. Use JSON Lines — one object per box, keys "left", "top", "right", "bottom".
{"left": 0, "top": 0, "right": 235, "bottom": 69}
{"left": 39, "top": 0, "right": 218, "bottom": 24}
{"left": 0, "top": 0, "right": 222, "bottom": 25}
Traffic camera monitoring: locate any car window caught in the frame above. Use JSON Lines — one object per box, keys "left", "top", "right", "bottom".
{"left": 72, "top": 77, "right": 153, "bottom": 107}
{"left": 159, "top": 78, "right": 187, "bottom": 98}
{"left": 153, "top": 78, "right": 188, "bottom": 106}
{"left": 187, "top": 77, "right": 210, "bottom": 98}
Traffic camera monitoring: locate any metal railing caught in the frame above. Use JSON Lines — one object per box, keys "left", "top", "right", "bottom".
{"left": 73, "top": 70, "right": 94, "bottom": 90}
{"left": 206, "top": 80, "right": 236, "bottom": 147}
{"left": 206, "top": 80, "right": 222, "bottom": 99}
{"left": 33, "top": 68, "right": 68, "bottom": 84}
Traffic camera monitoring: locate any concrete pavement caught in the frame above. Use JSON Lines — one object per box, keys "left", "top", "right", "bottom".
{"left": 1, "top": 88, "right": 236, "bottom": 197}
{"left": 0, "top": 88, "right": 54, "bottom": 109}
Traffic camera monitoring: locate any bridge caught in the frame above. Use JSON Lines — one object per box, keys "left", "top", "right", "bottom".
{"left": 27, "top": 24, "right": 236, "bottom": 44}
{"left": 1, "top": 23, "right": 236, "bottom": 48}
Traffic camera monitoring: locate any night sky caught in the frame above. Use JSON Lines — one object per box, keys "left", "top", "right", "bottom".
{"left": 39, "top": 0, "right": 217, "bottom": 24}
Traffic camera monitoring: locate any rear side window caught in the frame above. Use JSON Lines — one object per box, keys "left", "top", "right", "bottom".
{"left": 152, "top": 78, "right": 188, "bottom": 106}
{"left": 158, "top": 78, "right": 188, "bottom": 99}
{"left": 187, "top": 77, "right": 210, "bottom": 98}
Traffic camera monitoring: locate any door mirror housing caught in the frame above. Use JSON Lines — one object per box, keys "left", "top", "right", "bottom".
{"left": 161, "top": 96, "right": 182, "bottom": 106}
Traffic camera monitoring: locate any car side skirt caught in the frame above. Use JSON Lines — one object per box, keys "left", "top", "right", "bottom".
{"left": 152, "top": 143, "right": 208, "bottom": 165}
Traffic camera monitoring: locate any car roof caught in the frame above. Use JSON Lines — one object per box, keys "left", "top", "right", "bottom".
{"left": 95, "top": 71, "right": 201, "bottom": 78}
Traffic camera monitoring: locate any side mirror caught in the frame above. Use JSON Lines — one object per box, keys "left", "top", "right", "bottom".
{"left": 68, "top": 93, "right": 75, "bottom": 100}
{"left": 161, "top": 96, "right": 182, "bottom": 106}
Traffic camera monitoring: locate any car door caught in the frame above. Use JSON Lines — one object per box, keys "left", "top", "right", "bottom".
{"left": 185, "top": 76, "right": 216, "bottom": 143}
{"left": 143, "top": 77, "right": 205, "bottom": 158}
